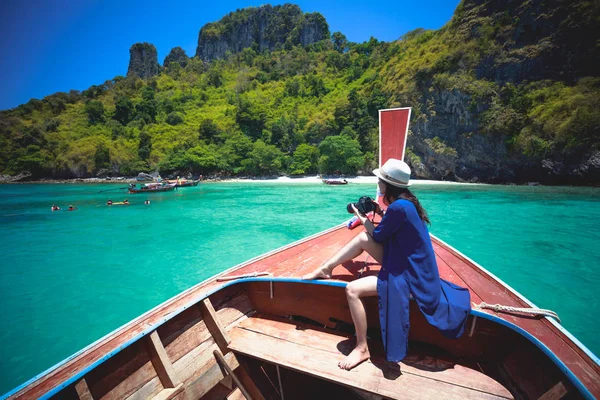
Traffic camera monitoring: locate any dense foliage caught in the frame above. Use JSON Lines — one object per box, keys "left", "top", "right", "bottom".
{"left": 1, "top": 0, "right": 598, "bottom": 181}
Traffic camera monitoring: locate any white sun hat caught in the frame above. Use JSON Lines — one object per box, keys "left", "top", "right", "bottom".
{"left": 372, "top": 158, "right": 411, "bottom": 188}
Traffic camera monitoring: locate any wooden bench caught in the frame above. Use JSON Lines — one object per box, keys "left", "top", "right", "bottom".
{"left": 228, "top": 314, "right": 513, "bottom": 400}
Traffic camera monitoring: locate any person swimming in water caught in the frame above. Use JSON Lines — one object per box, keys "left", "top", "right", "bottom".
{"left": 106, "top": 200, "right": 113, "bottom": 205}
{"left": 51, "top": 204, "right": 60, "bottom": 211}
{"left": 144, "top": 200, "right": 150, "bottom": 205}
{"left": 67, "top": 205, "right": 77, "bottom": 211}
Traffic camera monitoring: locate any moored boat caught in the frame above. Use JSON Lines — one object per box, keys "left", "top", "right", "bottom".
{"left": 322, "top": 179, "right": 348, "bottom": 185}
{"left": 3, "top": 108, "right": 598, "bottom": 400}
{"left": 165, "top": 179, "right": 200, "bottom": 187}
{"left": 128, "top": 182, "right": 176, "bottom": 194}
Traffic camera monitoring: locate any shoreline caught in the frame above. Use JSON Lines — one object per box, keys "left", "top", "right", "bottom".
{"left": 0, "top": 175, "right": 485, "bottom": 186}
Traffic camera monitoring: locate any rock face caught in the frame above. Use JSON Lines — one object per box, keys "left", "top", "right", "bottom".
{"left": 459, "top": 0, "right": 599, "bottom": 85}
{"left": 127, "top": 43, "right": 160, "bottom": 79}
{"left": 163, "top": 47, "right": 189, "bottom": 68}
{"left": 403, "top": 0, "right": 600, "bottom": 184}
{"left": 196, "top": 4, "right": 329, "bottom": 61}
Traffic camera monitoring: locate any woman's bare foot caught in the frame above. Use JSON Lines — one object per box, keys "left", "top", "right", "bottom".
{"left": 301, "top": 265, "right": 332, "bottom": 280}
{"left": 338, "top": 346, "right": 370, "bottom": 370}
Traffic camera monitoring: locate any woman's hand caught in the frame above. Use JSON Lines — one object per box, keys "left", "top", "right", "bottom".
{"left": 351, "top": 204, "right": 369, "bottom": 225}
{"left": 352, "top": 204, "right": 376, "bottom": 236}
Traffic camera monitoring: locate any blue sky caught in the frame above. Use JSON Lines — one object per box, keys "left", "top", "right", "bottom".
{"left": 0, "top": 0, "right": 460, "bottom": 110}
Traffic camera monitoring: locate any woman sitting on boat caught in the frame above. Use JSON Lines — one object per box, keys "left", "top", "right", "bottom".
{"left": 303, "top": 158, "right": 471, "bottom": 370}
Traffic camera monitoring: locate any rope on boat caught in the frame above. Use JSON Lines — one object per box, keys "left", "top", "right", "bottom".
{"left": 475, "top": 302, "right": 561, "bottom": 323}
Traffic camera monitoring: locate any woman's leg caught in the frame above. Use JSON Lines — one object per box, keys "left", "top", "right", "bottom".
{"left": 302, "top": 232, "right": 383, "bottom": 279}
{"left": 339, "top": 275, "right": 378, "bottom": 370}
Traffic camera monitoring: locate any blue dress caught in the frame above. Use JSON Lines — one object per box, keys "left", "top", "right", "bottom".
{"left": 372, "top": 199, "right": 471, "bottom": 362}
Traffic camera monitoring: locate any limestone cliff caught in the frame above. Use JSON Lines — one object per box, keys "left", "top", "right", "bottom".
{"left": 163, "top": 47, "right": 189, "bottom": 68}
{"left": 459, "top": 0, "right": 600, "bottom": 84}
{"left": 127, "top": 43, "right": 160, "bottom": 79}
{"left": 401, "top": 0, "right": 600, "bottom": 184}
{"left": 196, "top": 4, "right": 329, "bottom": 61}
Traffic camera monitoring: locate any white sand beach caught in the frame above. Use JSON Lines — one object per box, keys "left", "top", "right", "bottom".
{"left": 219, "top": 175, "right": 482, "bottom": 185}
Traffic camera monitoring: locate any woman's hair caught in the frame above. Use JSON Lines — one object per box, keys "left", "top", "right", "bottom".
{"left": 382, "top": 182, "right": 430, "bottom": 225}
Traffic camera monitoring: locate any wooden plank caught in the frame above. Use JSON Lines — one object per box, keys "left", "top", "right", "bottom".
{"left": 74, "top": 379, "right": 93, "bottom": 400}
{"left": 85, "top": 340, "right": 156, "bottom": 400}
{"left": 178, "top": 351, "right": 240, "bottom": 400}
{"left": 230, "top": 325, "right": 513, "bottom": 400}
{"left": 147, "top": 331, "right": 179, "bottom": 388}
{"left": 236, "top": 315, "right": 512, "bottom": 398}
{"left": 124, "top": 376, "right": 163, "bottom": 400}
{"left": 200, "top": 298, "right": 231, "bottom": 354}
{"left": 234, "top": 364, "right": 266, "bottom": 400}
{"left": 226, "top": 387, "right": 245, "bottom": 400}
{"left": 538, "top": 381, "right": 567, "bottom": 400}
{"left": 151, "top": 383, "right": 183, "bottom": 400}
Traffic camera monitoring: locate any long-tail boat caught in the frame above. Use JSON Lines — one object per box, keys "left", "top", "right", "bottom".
{"left": 322, "top": 179, "right": 348, "bottom": 185}
{"left": 128, "top": 183, "right": 176, "bottom": 194}
{"left": 3, "top": 108, "right": 598, "bottom": 400}
{"left": 165, "top": 180, "right": 200, "bottom": 188}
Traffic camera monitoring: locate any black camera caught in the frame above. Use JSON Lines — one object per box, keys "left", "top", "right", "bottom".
{"left": 347, "top": 196, "right": 378, "bottom": 215}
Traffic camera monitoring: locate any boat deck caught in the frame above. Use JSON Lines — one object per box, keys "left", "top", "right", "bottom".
{"left": 229, "top": 313, "right": 513, "bottom": 399}
{"left": 7, "top": 224, "right": 599, "bottom": 399}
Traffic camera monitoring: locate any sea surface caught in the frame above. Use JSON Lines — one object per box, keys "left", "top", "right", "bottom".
{"left": 0, "top": 182, "right": 599, "bottom": 394}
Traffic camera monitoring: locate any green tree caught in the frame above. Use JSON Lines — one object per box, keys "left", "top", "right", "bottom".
{"left": 134, "top": 86, "right": 157, "bottom": 123}
{"left": 332, "top": 32, "right": 348, "bottom": 53}
{"left": 206, "top": 65, "right": 223, "bottom": 87}
{"left": 219, "top": 134, "right": 254, "bottom": 173}
{"left": 84, "top": 100, "right": 105, "bottom": 124}
{"left": 270, "top": 115, "right": 296, "bottom": 150}
{"left": 185, "top": 144, "right": 219, "bottom": 173}
{"left": 94, "top": 142, "right": 110, "bottom": 170}
{"left": 235, "top": 95, "right": 267, "bottom": 139}
{"left": 243, "top": 140, "right": 285, "bottom": 175}
{"left": 113, "top": 96, "right": 135, "bottom": 125}
{"left": 289, "top": 143, "right": 319, "bottom": 175}
{"left": 166, "top": 112, "right": 184, "bottom": 125}
{"left": 318, "top": 135, "right": 363, "bottom": 174}
{"left": 138, "top": 130, "right": 152, "bottom": 160}
{"left": 199, "top": 119, "right": 220, "bottom": 141}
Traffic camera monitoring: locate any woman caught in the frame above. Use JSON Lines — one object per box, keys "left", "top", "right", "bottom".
{"left": 303, "top": 158, "right": 470, "bottom": 370}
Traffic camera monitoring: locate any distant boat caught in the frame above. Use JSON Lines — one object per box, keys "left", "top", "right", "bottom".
{"left": 322, "top": 178, "right": 348, "bottom": 185}
{"left": 128, "top": 183, "right": 176, "bottom": 194}
{"left": 165, "top": 179, "right": 200, "bottom": 187}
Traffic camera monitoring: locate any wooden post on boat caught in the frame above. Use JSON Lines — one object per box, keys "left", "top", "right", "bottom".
{"left": 145, "top": 330, "right": 184, "bottom": 399}
{"left": 74, "top": 379, "right": 93, "bottom": 400}
{"left": 214, "top": 349, "right": 253, "bottom": 400}
{"left": 200, "top": 298, "right": 231, "bottom": 353}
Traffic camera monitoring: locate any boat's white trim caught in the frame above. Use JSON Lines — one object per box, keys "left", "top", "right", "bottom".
{"left": 430, "top": 233, "right": 600, "bottom": 366}
{"left": 2, "top": 223, "right": 346, "bottom": 400}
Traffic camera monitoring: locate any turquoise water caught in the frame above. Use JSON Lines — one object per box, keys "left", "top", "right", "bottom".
{"left": 0, "top": 182, "right": 599, "bottom": 394}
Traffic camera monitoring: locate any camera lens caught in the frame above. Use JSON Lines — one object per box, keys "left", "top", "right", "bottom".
{"left": 346, "top": 203, "right": 355, "bottom": 213}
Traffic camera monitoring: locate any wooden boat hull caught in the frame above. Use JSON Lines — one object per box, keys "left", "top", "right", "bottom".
{"left": 128, "top": 185, "right": 176, "bottom": 194}
{"left": 322, "top": 179, "right": 348, "bottom": 185}
{"left": 4, "top": 225, "right": 598, "bottom": 400}
{"left": 172, "top": 181, "right": 199, "bottom": 187}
